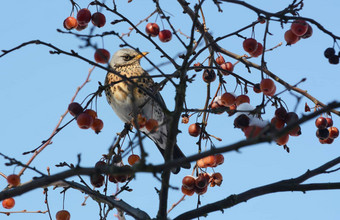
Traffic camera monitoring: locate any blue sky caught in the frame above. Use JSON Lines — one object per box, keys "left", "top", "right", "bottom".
{"left": 1, "top": 0, "right": 340, "bottom": 219}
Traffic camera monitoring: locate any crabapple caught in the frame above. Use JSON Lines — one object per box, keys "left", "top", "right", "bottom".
{"left": 145, "top": 23, "right": 160, "bottom": 37}
{"left": 94, "top": 49, "right": 110, "bottom": 64}
{"left": 77, "top": 8, "right": 91, "bottom": 25}
{"left": 158, "top": 30, "right": 172, "bottom": 42}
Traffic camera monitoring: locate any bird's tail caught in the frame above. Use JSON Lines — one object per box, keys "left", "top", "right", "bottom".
{"left": 156, "top": 144, "right": 191, "bottom": 174}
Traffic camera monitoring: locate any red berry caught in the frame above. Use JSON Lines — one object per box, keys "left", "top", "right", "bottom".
{"left": 63, "top": 16, "right": 78, "bottom": 30}
{"left": 203, "top": 155, "right": 217, "bottom": 167}
{"left": 253, "top": 83, "right": 261, "bottom": 93}
{"left": 329, "top": 127, "right": 339, "bottom": 139}
{"left": 91, "top": 118, "right": 104, "bottom": 134}
{"left": 216, "top": 56, "right": 225, "bottom": 65}
{"left": 285, "top": 112, "right": 299, "bottom": 125}
{"left": 193, "top": 62, "right": 203, "bottom": 72}
{"left": 220, "top": 62, "right": 234, "bottom": 74}
{"left": 68, "top": 102, "right": 83, "bottom": 117}
{"left": 243, "top": 38, "right": 258, "bottom": 53}
{"left": 90, "top": 174, "right": 104, "bottom": 188}
{"left": 195, "top": 175, "right": 208, "bottom": 189}
{"left": 271, "top": 117, "right": 285, "bottom": 130}
{"left": 145, "top": 119, "right": 159, "bottom": 132}
{"left": 76, "top": 23, "right": 88, "bottom": 31}
{"left": 2, "top": 198, "right": 15, "bottom": 209}
{"left": 94, "top": 49, "right": 110, "bottom": 64}
{"left": 77, "top": 8, "right": 91, "bottom": 25}
{"left": 91, "top": 12, "right": 106, "bottom": 28}
{"left": 275, "top": 107, "right": 287, "bottom": 121}
{"left": 326, "top": 118, "right": 333, "bottom": 127}
{"left": 194, "top": 185, "right": 208, "bottom": 195}
{"left": 210, "top": 172, "right": 223, "bottom": 187}
{"left": 243, "top": 126, "right": 262, "bottom": 138}
{"left": 7, "top": 174, "right": 20, "bottom": 187}
{"left": 315, "top": 117, "right": 328, "bottom": 129}
{"left": 260, "top": 78, "right": 275, "bottom": 95}
{"left": 289, "top": 125, "right": 301, "bottom": 136}
{"left": 220, "top": 92, "right": 236, "bottom": 107}
{"left": 276, "top": 134, "right": 289, "bottom": 146}
{"left": 95, "top": 161, "right": 106, "bottom": 169}
{"left": 234, "top": 114, "right": 250, "bottom": 129}
{"left": 188, "top": 123, "right": 201, "bottom": 137}
{"left": 145, "top": 23, "right": 160, "bottom": 37}
{"left": 284, "top": 29, "right": 300, "bottom": 45}
{"left": 77, "top": 112, "right": 94, "bottom": 129}
{"left": 181, "top": 185, "right": 195, "bottom": 196}
{"left": 250, "top": 42, "right": 263, "bottom": 57}
{"left": 291, "top": 20, "right": 308, "bottom": 36}
{"left": 215, "top": 154, "right": 224, "bottom": 166}
{"left": 84, "top": 109, "right": 97, "bottom": 120}
{"left": 158, "top": 30, "right": 172, "bottom": 42}
{"left": 182, "top": 175, "right": 196, "bottom": 190}
{"left": 316, "top": 128, "right": 329, "bottom": 140}
{"left": 202, "top": 70, "right": 216, "bottom": 83}
{"left": 301, "top": 24, "right": 313, "bottom": 39}
{"left": 56, "top": 210, "right": 71, "bottom": 220}
{"left": 235, "top": 95, "right": 250, "bottom": 106}
{"left": 128, "top": 154, "right": 140, "bottom": 165}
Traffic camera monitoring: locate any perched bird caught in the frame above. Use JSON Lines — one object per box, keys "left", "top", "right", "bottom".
{"left": 105, "top": 48, "right": 190, "bottom": 173}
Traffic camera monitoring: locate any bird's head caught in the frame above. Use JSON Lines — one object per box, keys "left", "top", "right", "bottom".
{"left": 110, "top": 48, "right": 149, "bottom": 67}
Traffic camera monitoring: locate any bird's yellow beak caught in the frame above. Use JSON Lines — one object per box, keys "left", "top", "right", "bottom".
{"left": 135, "top": 52, "right": 149, "bottom": 60}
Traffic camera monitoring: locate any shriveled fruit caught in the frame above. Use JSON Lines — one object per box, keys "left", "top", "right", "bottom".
{"left": 56, "top": 210, "right": 71, "bottom": 220}
{"left": 210, "top": 172, "right": 223, "bottom": 187}
{"left": 91, "top": 12, "right": 106, "bottom": 28}
{"left": 158, "top": 30, "right": 172, "bottom": 42}
{"left": 243, "top": 38, "right": 258, "bottom": 53}
{"left": 284, "top": 29, "right": 299, "bottom": 45}
{"left": 2, "top": 198, "right": 15, "bottom": 209}
{"left": 128, "top": 154, "right": 140, "bottom": 165}
{"left": 68, "top": 102, "right": 83, "bottom": 117}
{"left": 77, "top": 112, "right": 94, "bottom": 129}
{"left": 188, "top": 123, "right": 201, "bottom": 137}
{"left": 202, "top": 70, "right": 216, "bottom": 83}
{"left": 7, "top": 174, "right": 20, "bottom": 187}
{"left": 77, "top": 8, "right": 91, "bottom": 25}
{"left": 145, "top": 23, "right": 160, "bottom": 37}
{"left": 63, "top": 16, "right": 78, "bottom": 30}
{"left": 94, "top": 49, "right": 110, "bottom": 64}
{"left": 182, "top": 175, "right": 196, "bottom": 190}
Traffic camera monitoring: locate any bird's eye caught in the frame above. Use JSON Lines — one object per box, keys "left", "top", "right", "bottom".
{"left": 122, "top": 55, "right": 134, "bottom": 61}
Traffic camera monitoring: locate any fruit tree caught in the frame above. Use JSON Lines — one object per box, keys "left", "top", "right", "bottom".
{"left": 1, "top": 0, "right": 340, "bottom": 219}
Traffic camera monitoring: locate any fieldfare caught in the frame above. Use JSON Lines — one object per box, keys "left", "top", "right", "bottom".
{"left": 105, "top": 48, "right": 190, "bottom": 173}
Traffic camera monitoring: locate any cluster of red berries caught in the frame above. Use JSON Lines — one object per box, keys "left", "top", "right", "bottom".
{"left": 56, "top": 210, "right": 71, "bottom": 220}
{"left": 324, "top": 48, "right": 339, "bottom": 65}
{"left": 315, "top": 117, "right": 339, "bottom": 144}
{"left": 133, "top": 114, "right": 159, "bottom": 133}
{"left": 68, "top": 102, "right": 104, "bottom": 134}
{"left": 242, "top": 38, "right": 264, "bottom": 57}
{"left": 145, "top": 23, "right": 172, "bottom": 43}
{"left": 1, "top": 174, "right": 21, "bottom": 209}
{"left": 181, "top": 154, "right": 224, "bottom": 196}
{"left": 63, "top": 8, "right": 106, "bottom": 31}
{"left": 216, "top": 55, "right": 234, "bottom": 75}
{"left": 90, "top": 154, "right": 140, "bottom": 188}
{"left": 284, "top": 19, "right": 312, "bottom": 45}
